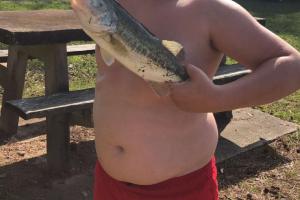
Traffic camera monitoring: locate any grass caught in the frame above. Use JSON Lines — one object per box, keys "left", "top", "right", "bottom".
{"left": 0, "top": 0, "right": 70, "bottom": 11}
{"left": 236, "top": 0, "right": 300, "bottom": 49}
{"left": 0, "top": 0, "right": 97, "bottom": 96}
{"left": 227, "top": 0, "right": 300, "bottom": 124}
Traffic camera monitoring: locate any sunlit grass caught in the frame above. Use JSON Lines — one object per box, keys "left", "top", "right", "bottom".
{"left": 0, "top": 0, "right": 70, "bottom": 11}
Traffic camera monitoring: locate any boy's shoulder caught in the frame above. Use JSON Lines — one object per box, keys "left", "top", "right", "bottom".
{"left": 182, "top": 0, "right": 243, "bottom": 16}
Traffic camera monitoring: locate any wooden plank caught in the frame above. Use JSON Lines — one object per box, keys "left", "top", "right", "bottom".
{"left": 256, "top": 17, "right": 266, "bottom": 26}
{"left": 6, "top": 64, "right": 249, "bottom": 120}
{"left": 0, "top": 64, "right": 7, "bottom": 87}
{"left": 0, "top": 49, "right": 8, "bottom": 62}
{"left": 67, "top": 44, "right": 96, "bottom": 56}
{"left": 214, "top": 64, "right": 252, "bottom": 85}
{"left": 42, "top": 43, "right": 70, "bottom": 173}
{"left": 70, "top": 109, "right": 94, "bottom": 128}
{"left": 0, "top": 45, "right": 28, "bottom": 135}
{"left": 0, "top": 10, "right": 91, "bottom": 45}
{"left": 0, "top": 44, "right": 96, "bottom": 63}
{"left": 6, "top": 88, "right": 95, "bottom": 120}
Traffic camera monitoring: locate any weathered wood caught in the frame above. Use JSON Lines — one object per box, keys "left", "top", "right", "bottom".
{"left": 42, "top": 43, "right": 70, "bottom": 173}
{"left": 214, "top": 111, "right": 233, "bottom": 133}
{"left": 6, "top": 88, "right": 95, "bottom": 119}
{"left": 213, "top": 64, "right": 251, "bottom": 85}
{"left": 0, "top": 43, "right": 81, "bottom": 172}
{"left": 0, "top": 50, "right": 8, "bottom": 62}
{"left": 0, "top": 64, "right": 7, "bottom": 86}
{"left": 47, "top": 113, "right": 71, "bottom": 172}
{"left": 0, "top": 10, "right": 91, "bottom": 45}
{"left": 70, "top": 109, "right": 94, "bottom": 128}
{"left": 66, "top": 44, "right": 96, "bottom": 56}
{"left": 0, "top": 45, "right": 28, "bottom": 134}
{"left": 0, "top": 44, "right": 96, "bottom": 63}
{"left": 6, "top": 64, "right": 250, "bottom": 121}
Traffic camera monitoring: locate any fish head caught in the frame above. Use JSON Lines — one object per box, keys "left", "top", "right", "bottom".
{"left": 71, "top": 0, "right": 117, "bottom": 33}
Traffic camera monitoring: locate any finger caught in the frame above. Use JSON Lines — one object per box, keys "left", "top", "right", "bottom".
{"left": 95, "top": 45, "right": 103, "bottom": 66}
{"left": 185, "top": 64, "right": 203, "bottom": 81}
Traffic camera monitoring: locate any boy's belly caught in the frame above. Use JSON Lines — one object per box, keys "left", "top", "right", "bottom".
{"left": 93, "top": 69, "right": 219, "bottom": 185}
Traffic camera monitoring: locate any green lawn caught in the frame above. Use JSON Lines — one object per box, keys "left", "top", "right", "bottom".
{"left": 235, "top": 0, "right": 300, "bottom": 124}
{"left": 237, "top": 0, "right": 300, "bottom": 50}
{"left": 0, "top": 0, "right": 70, "bottom": 11}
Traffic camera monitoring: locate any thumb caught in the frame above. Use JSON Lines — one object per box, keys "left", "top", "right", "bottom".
{"left": 185, "top": 64, "right": 203, "bottom": 81}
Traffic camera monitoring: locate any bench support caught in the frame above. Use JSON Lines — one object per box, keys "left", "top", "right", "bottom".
{"left": 0, "top": 44, "right": 70, "bottom": 172}
{"left": 39, "top": 44, "right": 70, "bottom": 173}
{"left": 0, "top": 46, "right": 28, "bottom": 135}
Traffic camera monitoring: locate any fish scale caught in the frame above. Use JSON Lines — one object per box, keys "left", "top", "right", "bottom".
{"left": 72, "top": 0, "right": 189, "bottom": 94}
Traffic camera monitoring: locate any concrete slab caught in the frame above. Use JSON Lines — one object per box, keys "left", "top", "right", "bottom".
{"left": 216, "top": 108, "right": 299, "bottom": 163}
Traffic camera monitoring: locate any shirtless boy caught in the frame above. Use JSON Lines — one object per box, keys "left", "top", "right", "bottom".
{"left": 73, "top": 0, "right": 300, "bottom": 199}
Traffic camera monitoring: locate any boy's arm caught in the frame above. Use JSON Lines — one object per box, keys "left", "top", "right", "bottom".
{"left": 170, "top": 0, "right": 300, "bottom": 113}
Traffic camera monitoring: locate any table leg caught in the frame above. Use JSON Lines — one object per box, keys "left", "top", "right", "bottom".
{"left": 0, "top": 45, "right": 28, "bottom": 135}
{"left": 40, "top": 44, "right": 70, "bottom": 173}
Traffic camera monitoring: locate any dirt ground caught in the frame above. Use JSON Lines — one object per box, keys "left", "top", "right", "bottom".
{"left": 0, "top": 120, "right": 299, "bottom": 200}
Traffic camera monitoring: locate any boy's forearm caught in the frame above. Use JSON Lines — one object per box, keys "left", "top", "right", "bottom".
{"left": 212, "top": 54, "right": 300, "bottom": 112}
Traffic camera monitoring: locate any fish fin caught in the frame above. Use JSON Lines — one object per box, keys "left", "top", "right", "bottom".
{"left": 162, "top": 40, "right": 185, "bottom": 62}
{"left": 100, "top": 48, "right": 115, "bottom": 66}
{"left": 148, "top": 81, "right": 171, "bottom": 97}
{"left": 103, "top": 34, "right": 112, "bottom": 42}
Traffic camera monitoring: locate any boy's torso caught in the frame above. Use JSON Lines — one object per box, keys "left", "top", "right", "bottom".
{"left": 93, "top": 0, "right": 222, "bottom": 185}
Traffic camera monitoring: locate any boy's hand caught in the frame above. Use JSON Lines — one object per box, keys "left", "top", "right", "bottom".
{"left": 170, "top": 64, "right": 220, "bottom": 113}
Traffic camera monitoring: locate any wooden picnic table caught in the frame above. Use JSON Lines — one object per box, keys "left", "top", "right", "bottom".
{"left": 0, "top": 10, "right": 92, "bottom": 172}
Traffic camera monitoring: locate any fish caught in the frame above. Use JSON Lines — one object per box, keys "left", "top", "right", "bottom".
{"left": 71, "top": 0, "right": 189, "bottom": 95}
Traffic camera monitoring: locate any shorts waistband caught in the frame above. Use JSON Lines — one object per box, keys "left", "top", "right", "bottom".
{"left": 96, "top": 156, "right": 216, "bottom": 195}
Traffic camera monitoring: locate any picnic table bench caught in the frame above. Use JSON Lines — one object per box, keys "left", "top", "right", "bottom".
{"left": 6, "top": 63, "right": 252, "bottom": 137}
{"left": 0, "top": 10, "right": 93, "bottom": 172}
{"left": 0, "top": 44, "right": 96, "bottom": 64}
{"left": 0, "top": 9, "right": 264, "bottom": 173}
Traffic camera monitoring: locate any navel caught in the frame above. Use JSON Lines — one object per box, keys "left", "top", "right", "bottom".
{"left": 115, "top": 145, "right": 125, "bottom": 154}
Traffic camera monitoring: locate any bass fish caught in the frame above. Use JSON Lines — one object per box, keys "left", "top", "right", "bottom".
{"left": 71, "top": 0, "right": 188, "bottom": 94}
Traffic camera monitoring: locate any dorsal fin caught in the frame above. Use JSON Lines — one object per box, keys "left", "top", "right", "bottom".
{"left": 162, "top": 40, "right": 185, "bottom": 62}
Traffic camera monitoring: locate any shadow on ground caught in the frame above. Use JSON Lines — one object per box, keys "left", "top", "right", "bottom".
{"left": 0, "top": 122, "right": 295, "bottom": 200}
{"left": 0, "top": 124, "right": 96, "bottom": 200}
{"left": 217, "top": 144, "right": 291, "bottom": 190}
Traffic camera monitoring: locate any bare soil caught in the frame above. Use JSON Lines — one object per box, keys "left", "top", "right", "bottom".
{"left": 0, "top": 120, "right": 299, "bottom": 200}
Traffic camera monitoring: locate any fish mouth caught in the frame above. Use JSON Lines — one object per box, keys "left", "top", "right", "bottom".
{"left": 71, "top": 0, "right": 96, "bottom": 31}
{"left": 71, "top": 0, "right": 118, "bottom": 34}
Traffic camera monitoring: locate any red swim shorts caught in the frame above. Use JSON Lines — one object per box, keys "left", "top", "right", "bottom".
{"left": 93, "top": 157, "right": 219, "bottom": 200}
